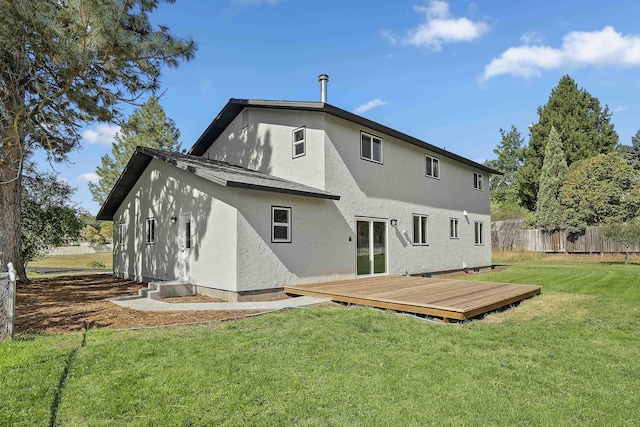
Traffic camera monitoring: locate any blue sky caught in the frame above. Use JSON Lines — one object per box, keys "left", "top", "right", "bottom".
{"left": 41, "top": 0, "right": 640, "bottom": 214}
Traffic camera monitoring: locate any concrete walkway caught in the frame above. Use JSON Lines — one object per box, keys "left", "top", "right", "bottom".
{"left": 108, "top": 295, "right": 329, "bottom": 311}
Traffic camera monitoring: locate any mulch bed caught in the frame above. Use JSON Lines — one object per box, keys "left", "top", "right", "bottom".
{"left": 15, "top": 274, "right": 262, "bottom": 335}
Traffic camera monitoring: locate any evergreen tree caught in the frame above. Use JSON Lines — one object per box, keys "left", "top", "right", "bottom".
{"left": 89, "top": 97, "right": 182, "bottom": 205}
{"left": 484, "top": 125, "right": 525, "bottom": 204}
{"left": 623, "top": 130, "right": 640, "bottom": 172}
{"left": 0, "top": 0, "right": 195, "bottom": 279}
{"left": 560, "top": 154, "right": 639, "bottom": 235}
{"left": 517, "top": 75, "right": 619, "bottom": 210}
{"left": 536, "top": 127, "right": 568, "bottom": 232}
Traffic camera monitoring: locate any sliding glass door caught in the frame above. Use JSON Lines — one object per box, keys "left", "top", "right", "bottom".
{"left": 356, "top": 219, "right": 387, "bottom": 276}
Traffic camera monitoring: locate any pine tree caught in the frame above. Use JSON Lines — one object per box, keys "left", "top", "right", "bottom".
{"left": 0, "top": 0, "right": 195, "bottom": 279}
{"left": 623, "top": 130, "right": 640, "bottom": 172}
{"left": 517, "top": 75, "right": 619, "bottom": 210}
{"left": 536, "top": 127, "right": 568, "bottom": 232}
{"left": 484, "top": 125, "right": 525, "bottom": 204}
{"left": 89, "top": 97, "right": 182, "bottom": 205}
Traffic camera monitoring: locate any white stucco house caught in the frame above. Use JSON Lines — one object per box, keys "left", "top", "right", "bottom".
{"left": 97, "top": 78, "right": 500, "bottom": 301}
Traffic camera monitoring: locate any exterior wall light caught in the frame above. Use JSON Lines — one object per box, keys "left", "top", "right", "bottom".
{"left": 170, "top": 216, "right": 178, "bottom": 224}
{"left": 390, "top": 219, "right": 398, "bottom": 227}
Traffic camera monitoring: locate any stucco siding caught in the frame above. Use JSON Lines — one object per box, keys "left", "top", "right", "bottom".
{"left": 113, "top": 159, "right": 238, "bottom": 290}
{"left": 234, "top": 190, "right": 353, "bottom": 292}
{"left": 323, "top": 113, "right": 491, "bottom": 274}
{"left": 202, "top": 108, "right": 326, "bottom": 190}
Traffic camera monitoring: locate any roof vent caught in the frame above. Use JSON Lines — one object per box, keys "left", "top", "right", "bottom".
{"left": 318, "top": 74, "right": 329, "bottom": 103}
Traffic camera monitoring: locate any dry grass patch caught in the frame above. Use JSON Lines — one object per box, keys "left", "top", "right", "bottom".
{"left": 483, "top": 292, "right": 593, "bottom": 324}
{"left": 493, "top": 249, "right": 640, "bottom": 265}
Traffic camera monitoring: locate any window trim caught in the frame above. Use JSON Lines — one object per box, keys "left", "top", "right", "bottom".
{"left": 241, "top": 109, "right": 249, "bottom": 129}
{"left": 360, "top": 131, "right": 383, "bottom": 164}
{"left": 146, "top": 217, "right": 156, "bottom": 245}
{"left": 450, "top": 218, "right": 459, "bottom": 239}
{"left": 425, "top": 155, "right": 440, "bottom": 179}
{"left": 474, "top": 172, "right": 483, "bottom": 191}
{"left": 118, "top": 223, "right": 126, "bottom": 246}
{"left": 271, "top": 206, "right": 292, "bottom": 243}
{"left": 474, "top": 221, "right": 484, "bottom": 246}
{"left": 412, "top": 214, "right": 429, "bottom": 246}
{"left": 292, "top": 126, "right": 306, "bottom": 159}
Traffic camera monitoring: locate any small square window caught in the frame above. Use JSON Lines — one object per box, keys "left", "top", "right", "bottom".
{"left": 293, "top": 127, "right": 305, "bottom": 158}
{"left": 272, "top": 207, "right": 291, "bottom": 243}
{"left": 475, "top": 221, "right": 484, "bottom": 245}
{"left": 450, "top": 218, "right": 459, "bottom": 239}
{"left": 146, "top": 218, "right": 156, "bottom": 245}
{"left": 412, "top": 214, "right": 428, "bottom": 245}
{"left": 474, "top": 172, "right": 483, "bottom": 190}
{"left": 426, "top": 155, "right": 440, "bottom": 179}
{"left": 361, "top": 132, "right": 382, "bottom": 163}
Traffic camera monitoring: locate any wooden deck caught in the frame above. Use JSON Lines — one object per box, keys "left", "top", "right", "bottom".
{"left": 285, "top": 276, "right": 541, "bottom": 321}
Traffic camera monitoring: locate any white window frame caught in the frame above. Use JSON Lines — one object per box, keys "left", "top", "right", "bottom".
{"left": 272, "top": 206, "right": 292, "bottom": 243}
{"left": 474, "top": 172, "right": 483, "bottom": 191}
{"left": 475, "top": 221, "right": 484, "bottom": 245}
{"left": 450, "top": 218, "right": 459, "bottom": 239}
{"left": 119, "top": 223, "right": 126, "bottom": 245}
{"left": 292, "top": 126, "right": 306, "bottom": 158}
{"left": 425, "top": 155, "right": 440, "bottom": 179}
{"left": 242, "top": 109, "right": 249, "bottom": 129}
{"left": 360, "top": 132, "right": 383, "bottom": 164}
{"left": 146, "top": 217, "right": 156, "bottom": 245}
{"left": 412, "top": 214, "right": 429, "bottom": 246}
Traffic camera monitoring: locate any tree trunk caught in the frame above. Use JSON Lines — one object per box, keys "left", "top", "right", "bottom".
{"left": 1, "top": 86, "right": 28, "bottom": 282}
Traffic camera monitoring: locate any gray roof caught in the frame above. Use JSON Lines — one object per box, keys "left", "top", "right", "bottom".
{"left": 188, "top": 99, "right": 501, "bottom": 175}
{"left": 96, "top": 147, "right": 340, "bottom": 221}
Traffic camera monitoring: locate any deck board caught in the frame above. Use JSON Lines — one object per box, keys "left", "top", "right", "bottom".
{"left": 285, "top": 276, "right": 541, "bottom": 320}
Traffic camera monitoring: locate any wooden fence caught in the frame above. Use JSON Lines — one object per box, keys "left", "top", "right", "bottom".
{"left": 492, "top": 220, "right": 640, "bottom": 253}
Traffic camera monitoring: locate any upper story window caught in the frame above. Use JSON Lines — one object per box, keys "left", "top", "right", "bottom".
{"left": 426, "top": 155, "right": 440, "bottom": 179}
{"left": 119, "top": 223, "right": 126, "bottom": 245}
{"left": 475, "top": 221, "right": 484, "bottom": 245}
{"left": 293, "top": 127, "right": 305, "bottom": 158}
{"left": 450, "top": 218, "right": 459, "bottom": 239}
{"left": 146, "top": 218, "right": 156, "bottom": 245}
{"left": 242, "top": 109, "right": 249, "bottom": 129}
{"left": 412, "top": 214, "right": 429, "bottom": 245}
{"left": 272, "top": 206, "right": 292, "bottom": 243}
{"left": 474, "top": 172, "right": 483, "bottom": 190}
{"left": 361, "top": 132, "right": 383, "bottom": 164}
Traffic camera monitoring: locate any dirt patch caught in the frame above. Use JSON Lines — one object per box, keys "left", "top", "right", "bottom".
{"left": 161, "top": 295, "right": 226, "bottom": 303}
{"left": 15, "top": 274, "right": 262, "bottom": 335}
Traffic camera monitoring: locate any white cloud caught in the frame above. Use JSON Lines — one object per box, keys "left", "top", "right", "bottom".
{"left": 482, "top": 26, "right": 640, "bottom": 80}
{"left": 520, "top": 31, "right": 544, "bottom": 45}
{"left": 77, "top": 173, "right": 100, "bottom": 184}
{"left": 473, "top": 157, "right": 487, "bottom": 164}
{"left": 383, "top": 1, "right": 490, "bottom": 51}
{"left": 614, "top": 105, "right": 626, "bottom": 113}
{"left": 81, "top": 124, "right": 121, "bottom": 145}
{"left": 354, "top": 99, "right": 389, "bottom": 115}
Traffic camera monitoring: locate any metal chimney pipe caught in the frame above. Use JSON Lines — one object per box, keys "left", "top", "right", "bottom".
{"left": 318, "top": 74, "right": 329, "bottom": 103}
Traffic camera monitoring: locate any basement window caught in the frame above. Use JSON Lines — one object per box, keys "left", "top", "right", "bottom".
{"left": 474, "top": 172, "right": 483, "bottom": 190}
{"left": 361, "top": 132, "right": 383, "bottom": 163}
{"left": 412, "top": 214, "right": 429, "bottom": 245}
{"left": 146, "top": 218, "right": 156, "bottom": 245}
{"left": 426, "top": 155, "right": 440, "bottom": 179}
{"left": 293, "top": 127, "right": 306, "bottom": 158}
{"left": 272, "top": 206, "right": 291, "bottom": 243}
{"left": 475, "top": 221, "right": 484, "bottom": 245}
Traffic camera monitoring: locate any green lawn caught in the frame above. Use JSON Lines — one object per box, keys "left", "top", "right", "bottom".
{"left": 28, "top": 252, "right": 112, "bottom": 270}
{"left": 2, "top": 258, "right": 639, "bottom": 425}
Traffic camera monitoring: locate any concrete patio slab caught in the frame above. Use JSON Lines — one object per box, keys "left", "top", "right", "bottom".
{"left": 108, "top": 295, "right": 329, "bottom": 311}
